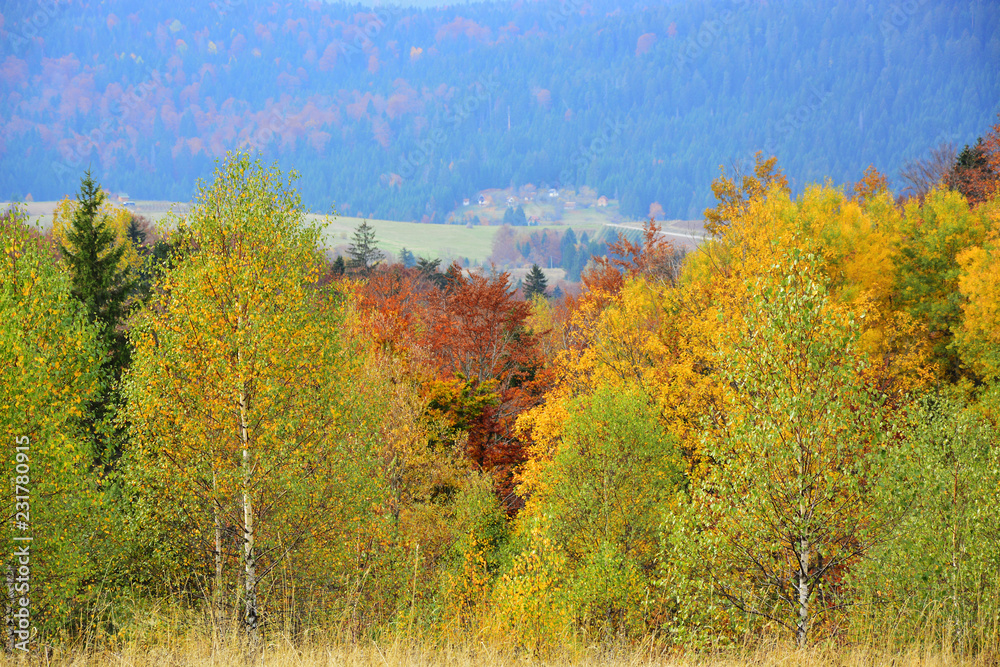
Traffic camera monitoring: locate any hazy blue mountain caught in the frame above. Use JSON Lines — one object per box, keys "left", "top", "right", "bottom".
{"left": 1, "top": 0, "right": 996, "bottom": 220}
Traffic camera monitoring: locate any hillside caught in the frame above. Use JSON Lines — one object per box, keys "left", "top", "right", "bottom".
{"left": 1, "top": 0, "right": 996, "bottom": 222}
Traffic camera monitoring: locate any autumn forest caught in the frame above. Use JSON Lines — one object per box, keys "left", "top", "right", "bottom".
{"left": 2, "top": 114, "right": 1000, "bottom": 663}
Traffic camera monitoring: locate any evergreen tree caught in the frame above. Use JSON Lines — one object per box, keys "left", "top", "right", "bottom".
{"left": 444, "top": 262, "right": 464, "bottom": 292}
{"left": 126, "top": 215, "right": 147, "bottom": 251}
{"left": 947, "top": 138, "right": 996, "bottom": 206}
{"left": 523, "top": 263, "right": 549, "bottom": 299}
{"left": 59, "top": 169, "right": 134, "bottom": 470}
{"left": 400, "top": 246, "right": 416, "bottom": 268}
{"left": 560, "top": 228, "right": 578, "bottom": 276}
{"left": 331, "top": 255, "right": 346, "bottom": 276}
{"left": 347, "top": 220, "right": 383, "bottom": 273}
{"left": 514, "top": 205, "right": 528, "bottom": 226}
{"left": 417, "top": 256, "right": 447, "bottom": 288}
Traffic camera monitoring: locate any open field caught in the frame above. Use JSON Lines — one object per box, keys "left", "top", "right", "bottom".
{"left": 3, "top": 200, "right": 705, "bottom": 265}
{"left": 3, "top": 199, "right": 192, "bottom": 229}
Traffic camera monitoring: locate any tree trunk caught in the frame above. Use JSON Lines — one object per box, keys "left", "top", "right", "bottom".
{"left": 796, "top": 536, "right": 810, "bottom": 648}
{"left": 237, "top": 326, "right": 259, "bottom": 652}
{"left": 240, "top": 403, "right": 259, "bottom": 651}
{"left": 212, "top": 467, "right": 224, "bottom": 647}
{"left": 796, "top": 439, "right": 810, "bottom": 649}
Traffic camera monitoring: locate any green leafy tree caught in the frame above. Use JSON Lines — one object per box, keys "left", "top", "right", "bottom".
{"left": 1, "top": 206, "right": 105, "bottom": 638}
{"left": 894, "top": 187, "right": 990, "bottom": 381}
{"left": 853, "top": 396, "right": 1000, "bottom": 648}
{"left": 121, "top": 153, "right": 386, "bottom": 650}
{"left": 523, "top": 264, "right": 548, "bottom": 300}
{"left": 704, "top": 252, "right": 893, "bottom": 647}
{"left": 494, "top": 386, "right": 682, "bottom": 642}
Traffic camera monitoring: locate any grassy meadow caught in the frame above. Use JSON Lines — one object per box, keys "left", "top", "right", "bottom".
{"left": 6, "top": 198, "right": 706, "bottom": 266}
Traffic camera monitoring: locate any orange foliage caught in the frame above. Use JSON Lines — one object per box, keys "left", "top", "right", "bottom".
{"left": 947, "top": 121, "right": 1000, "bottom": 207}
{"left": 583, "top": 218, "right": 681, "bottom": 298}
{"left": 354, "top": 263, "right": 549, "bottom": 511}
{"left": 852, "top": 165, "right": 890, "bottom": 204}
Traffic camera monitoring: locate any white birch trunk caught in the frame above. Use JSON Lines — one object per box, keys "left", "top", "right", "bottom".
{"left": 237, "top": 315, "right": 259, "bottom": 650}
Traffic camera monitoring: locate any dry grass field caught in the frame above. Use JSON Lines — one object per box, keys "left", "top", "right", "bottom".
{"left": 1, "top": 636, "right": 993, "bottom": 667}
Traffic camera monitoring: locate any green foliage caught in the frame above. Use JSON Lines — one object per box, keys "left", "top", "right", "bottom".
{"left": 348, "top": 220, "right": 384, "bottom": 273}
{"left": 399, "top": 247, "right": 416, "bottom": 268}
{"left": 894, "top": 187, "right": 989, "bottom": 380}
{"left": 0, "top": 206, "right": 106, "bottom": 637}
{"left": 120, "top": 152, "right": 389, "bottom": 641}
{"left": 852, "top": 396, "right": 1000, "bottom": 649}
{"left": 494, "top": 386, "right": 682, "bottom": 643}
{"left": 502, "top": 206, "right": 528, "bottom": 227}
{"left": 705, "top": 252, "right": 892, "bottom": 646}
{"left": 59, "top": 170, "right": 133, "bottom": 368}
{"left": 58, "top": 170, "right": 136, "bottom": 470}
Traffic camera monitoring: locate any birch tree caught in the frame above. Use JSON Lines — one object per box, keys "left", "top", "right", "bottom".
{"left": 122, "top": 153, "right": 383, "bottom": 649}
{"left": 704, "top": 251, "right": 893, "bottom": 647}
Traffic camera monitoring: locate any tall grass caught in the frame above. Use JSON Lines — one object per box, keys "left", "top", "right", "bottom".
{"left": 2, "top": 604, "right": 996, "bottom": 667}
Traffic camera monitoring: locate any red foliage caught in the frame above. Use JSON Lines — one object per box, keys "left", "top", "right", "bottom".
{"left": 354, "top": 262, "right": 549, "bottom": 512}
{"left": 583, "top": 218, "right": 680, "bottom": 299}
{"left": 946, "top": 119, "right": 1000, "bottom": 207}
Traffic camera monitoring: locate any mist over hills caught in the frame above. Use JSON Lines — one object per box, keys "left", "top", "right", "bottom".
{"left": 1, "top": 0, "right": 996, "bottom": 221}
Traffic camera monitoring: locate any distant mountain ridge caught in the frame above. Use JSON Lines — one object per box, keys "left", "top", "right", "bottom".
{"left": 1, "top": 0, "right": 996, "bottom": 221}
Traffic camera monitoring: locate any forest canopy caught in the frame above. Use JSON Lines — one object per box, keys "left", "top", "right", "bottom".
{"left": 1, "top": 119, "right": 999, "bottom": 657}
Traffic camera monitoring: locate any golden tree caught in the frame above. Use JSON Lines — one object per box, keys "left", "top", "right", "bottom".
{"left": 122, "top": 153, "right": 385, "bottom": 649}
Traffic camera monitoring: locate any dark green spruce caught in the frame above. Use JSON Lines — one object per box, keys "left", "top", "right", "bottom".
{"left": 523, "top": 263, "right": 549, "bottom": 300}
{"left": 60, "top": 170, "right": 135, "bottom": 472}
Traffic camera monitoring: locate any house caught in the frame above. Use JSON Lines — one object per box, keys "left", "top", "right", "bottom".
{"left": 548, "top": 189, "right": 559, "bottom": 197}
{"left": 564, "top": 201, "right": 576, "bottom": 210}
{"left": 597, "top": 195, "right": 608, "bottom": 207}
{"left": 463, "top": 198, "right": 470, "bottom": 206}
{"left": 507, "top": 196, "right": 516, "bottom": 206}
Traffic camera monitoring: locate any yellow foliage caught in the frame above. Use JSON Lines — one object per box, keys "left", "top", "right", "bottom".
{"left": 956, "top": 226, "right": 1000, "bottom": 381}
{"left": 486, "top": 518, "right": 572, "bottom": 649}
